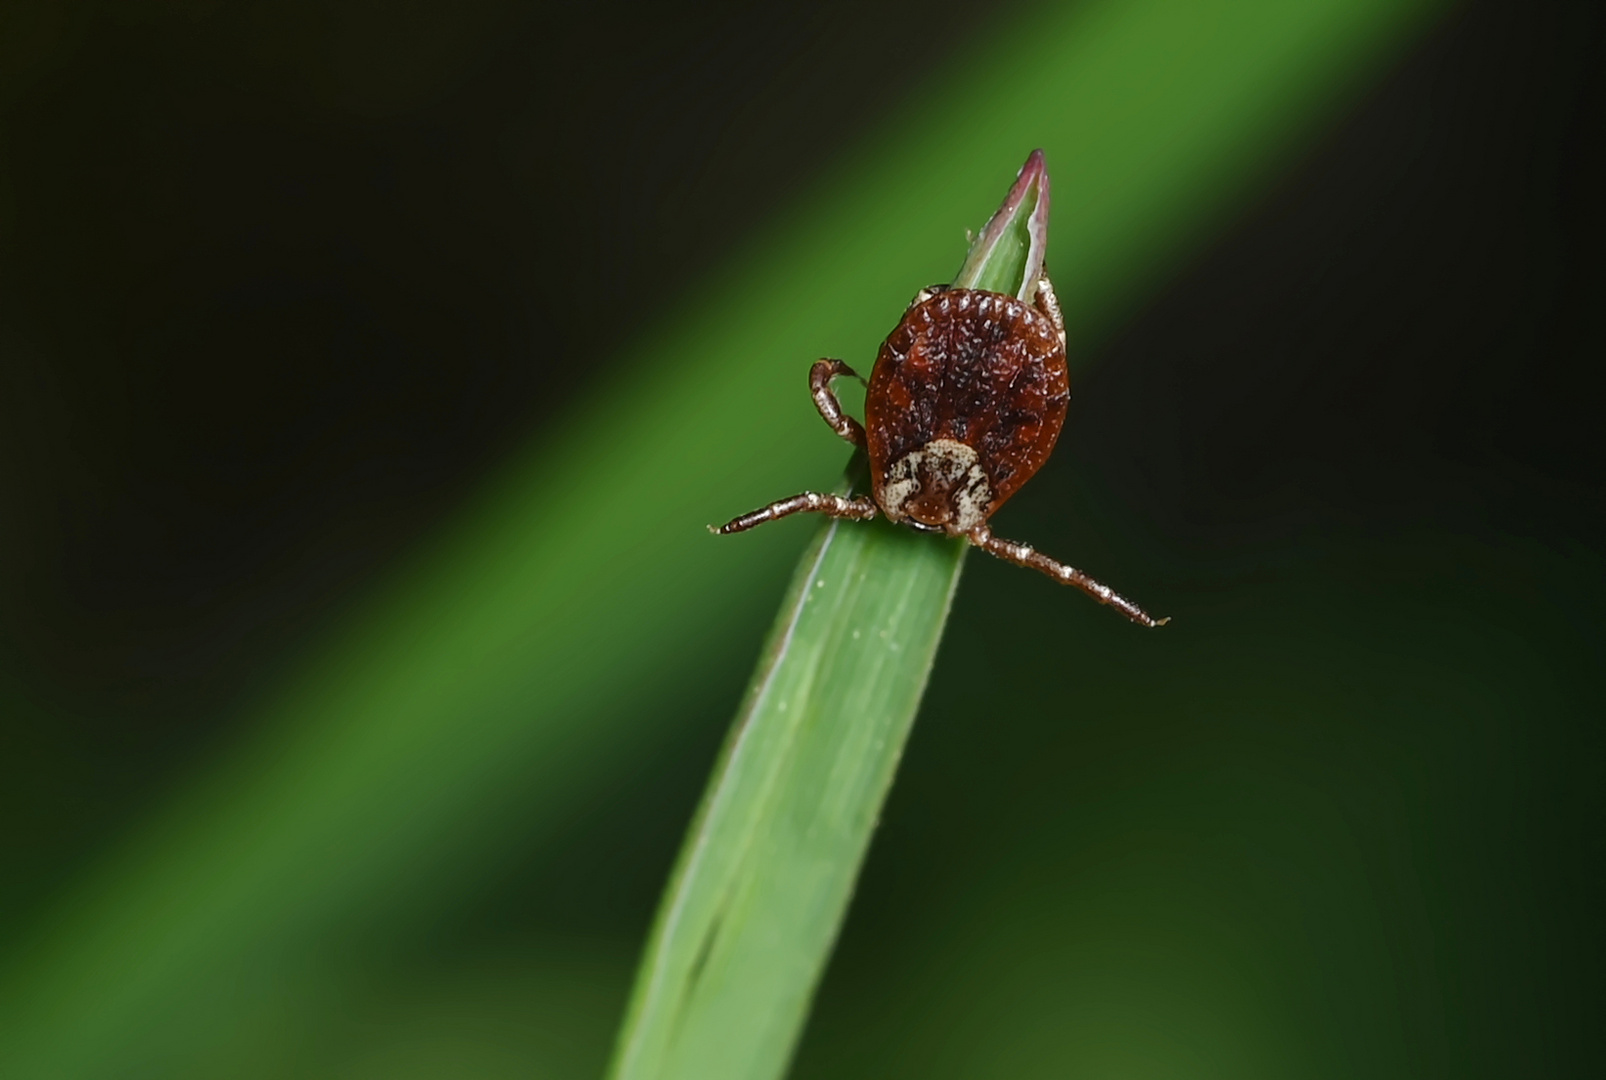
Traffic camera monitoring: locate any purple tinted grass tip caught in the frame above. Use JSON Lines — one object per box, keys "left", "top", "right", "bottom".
{"left": 953, "top": 149, "right": 1051, "bottom": 301}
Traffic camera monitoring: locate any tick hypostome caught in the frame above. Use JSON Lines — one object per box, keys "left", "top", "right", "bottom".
{"left": 712, "top": 280, "right": 1167, "bottom": 627}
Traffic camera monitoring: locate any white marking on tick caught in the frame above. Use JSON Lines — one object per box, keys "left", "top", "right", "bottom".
{"left": 881, "top": 439, "right": 993, "bottom": 531}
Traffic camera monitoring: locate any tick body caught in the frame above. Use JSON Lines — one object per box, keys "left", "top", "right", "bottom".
{"left": 867, "top": 286, "right": 1066, "bottom": 535}
{"left": 714, "top": 277, "right": 1166, "bottom": 628}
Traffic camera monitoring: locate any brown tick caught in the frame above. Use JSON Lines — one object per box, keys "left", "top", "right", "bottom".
{"left": 713, "top": 276, "right": 1167, "bottom": 628}
{"left": 713, "top": 154, "right": 1165, "bottom": 627}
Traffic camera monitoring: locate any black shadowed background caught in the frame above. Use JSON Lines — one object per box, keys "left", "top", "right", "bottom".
{"left": 1, "top": 1, "right": 1601, "bottom": 1076}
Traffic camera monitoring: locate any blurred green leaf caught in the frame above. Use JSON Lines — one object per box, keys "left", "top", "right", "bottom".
{"left": 0, "top": 1, "right": 1447, "bottom": 1076}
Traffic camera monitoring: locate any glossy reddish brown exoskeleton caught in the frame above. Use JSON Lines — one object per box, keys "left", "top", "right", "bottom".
{"left": 713, "top": 274, "right": 1166, "bottom": 627}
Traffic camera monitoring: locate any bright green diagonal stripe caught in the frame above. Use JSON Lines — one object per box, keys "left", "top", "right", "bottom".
{"left": 0, "top": 1, "right": 1447, "bottom": 1075}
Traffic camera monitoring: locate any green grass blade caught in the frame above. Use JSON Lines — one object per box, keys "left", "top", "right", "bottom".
{"left": 609, "top": 157, "right": 1049, "bottom": 1080}
{"left": 611, "top": 483, "right": 964, "bottom": 1080}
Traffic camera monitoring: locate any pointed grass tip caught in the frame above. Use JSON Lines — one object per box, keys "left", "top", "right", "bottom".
{"left": 953, "top": 149, "right": 1051, "bottom": 301}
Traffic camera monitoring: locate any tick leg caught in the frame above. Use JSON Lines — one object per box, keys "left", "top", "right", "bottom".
{"left": 1034, "top": 272, "right": 1066, "bottom": 352}
{"left": 968, "top": 525, "right": 1168, "bottom": 627}
{"left": 810, "top": 359, "right": 867, "bottom": 449}
{"left": 711, "top": 492, "right": 878, "bottom": 535}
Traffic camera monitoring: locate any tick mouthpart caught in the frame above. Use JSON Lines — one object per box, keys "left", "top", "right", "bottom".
{"left": 876, "top": 438, "right": 993, "bottom": 536}
{"left": 904, "top": 489, "right": 955, "bottom": 529}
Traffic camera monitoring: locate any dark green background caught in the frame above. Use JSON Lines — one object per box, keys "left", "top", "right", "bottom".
{"left": 2, "top": 1, "right": 1600, "bottom": 1075}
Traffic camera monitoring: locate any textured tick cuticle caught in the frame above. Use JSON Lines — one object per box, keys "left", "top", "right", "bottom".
{"left": 712, "top": 275, "right": 1167, "bottom": 628}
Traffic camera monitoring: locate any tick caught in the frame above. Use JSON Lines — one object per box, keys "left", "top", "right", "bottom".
{"left": 712, "top": 276, "right": 1166, "bottom": 628}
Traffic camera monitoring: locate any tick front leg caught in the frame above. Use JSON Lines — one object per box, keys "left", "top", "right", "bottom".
{"left": 810, "top": 359, "right": 867, "bottom": 449}
{"left": 1034, "top": 272, "right": 1066, "bottom": 352}
{"left": 711, "top": 492, "right": 878, "bottom": 535}
{"left": 968, "top": 525, "right": 1168, "bottom": 627}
